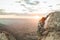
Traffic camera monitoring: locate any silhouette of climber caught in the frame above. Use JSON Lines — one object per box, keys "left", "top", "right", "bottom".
{"left": 37, "top": 17, "right": 46, "bottom": 40}
{"left": 37, "top": 14, "right": 50, "bottom": 40}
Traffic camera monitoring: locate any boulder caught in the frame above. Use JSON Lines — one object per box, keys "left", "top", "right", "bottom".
{"left": 37, "top": 11, "right": 60, "bottom": 40}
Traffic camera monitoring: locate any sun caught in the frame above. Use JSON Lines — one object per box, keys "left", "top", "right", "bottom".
{"left": 34, "top": 16, "right": 40, "bottom": 19}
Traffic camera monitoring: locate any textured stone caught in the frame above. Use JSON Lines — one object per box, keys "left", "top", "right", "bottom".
{"left": 0, "top": 31, "right": 16, "bottom": 40}
{"left": 37, "top": 11, "right": 60, "bottom": 40}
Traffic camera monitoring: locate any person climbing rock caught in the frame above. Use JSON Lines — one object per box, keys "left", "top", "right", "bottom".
{"left": 37, "top": 17, "right": 46, "bottom": 40}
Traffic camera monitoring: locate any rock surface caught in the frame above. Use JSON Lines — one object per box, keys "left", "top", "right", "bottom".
{"left": 38, "top": 11, "right": 60, "bottom": 40}
{"left": 0, "top": 31, "right": 16, "bottom": 40}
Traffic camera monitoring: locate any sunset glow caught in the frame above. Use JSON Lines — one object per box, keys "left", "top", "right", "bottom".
{"left": 0, "top": 15, "right": 41, "bottom": 19}
{"left": 34, "top": 16, "right": 40, "bottom": 19}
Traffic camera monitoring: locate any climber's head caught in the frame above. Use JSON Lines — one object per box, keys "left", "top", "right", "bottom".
{"left": 39, "top": 17, "right": 46, "bottom": 23}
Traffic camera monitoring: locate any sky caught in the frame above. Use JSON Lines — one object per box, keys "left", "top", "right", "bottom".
{"left": 0, "top": 0, "right": 60, "bottom": 14}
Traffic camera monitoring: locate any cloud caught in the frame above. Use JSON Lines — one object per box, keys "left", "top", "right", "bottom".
{"left": 0, "top": 0, "right": 60, "bottom": 14}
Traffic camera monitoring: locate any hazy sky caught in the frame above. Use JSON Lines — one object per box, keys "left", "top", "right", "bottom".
{"left": 0, "top": 0, "right": 60, "bottom": 14}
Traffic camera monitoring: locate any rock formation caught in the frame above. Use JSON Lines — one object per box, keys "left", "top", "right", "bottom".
{"left": 37, "top": 11, "right": 60, "bottom": 40}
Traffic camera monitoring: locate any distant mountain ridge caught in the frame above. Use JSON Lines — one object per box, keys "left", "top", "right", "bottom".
{"left": 0, "top": 12, "right": 45, "bottom": 16}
